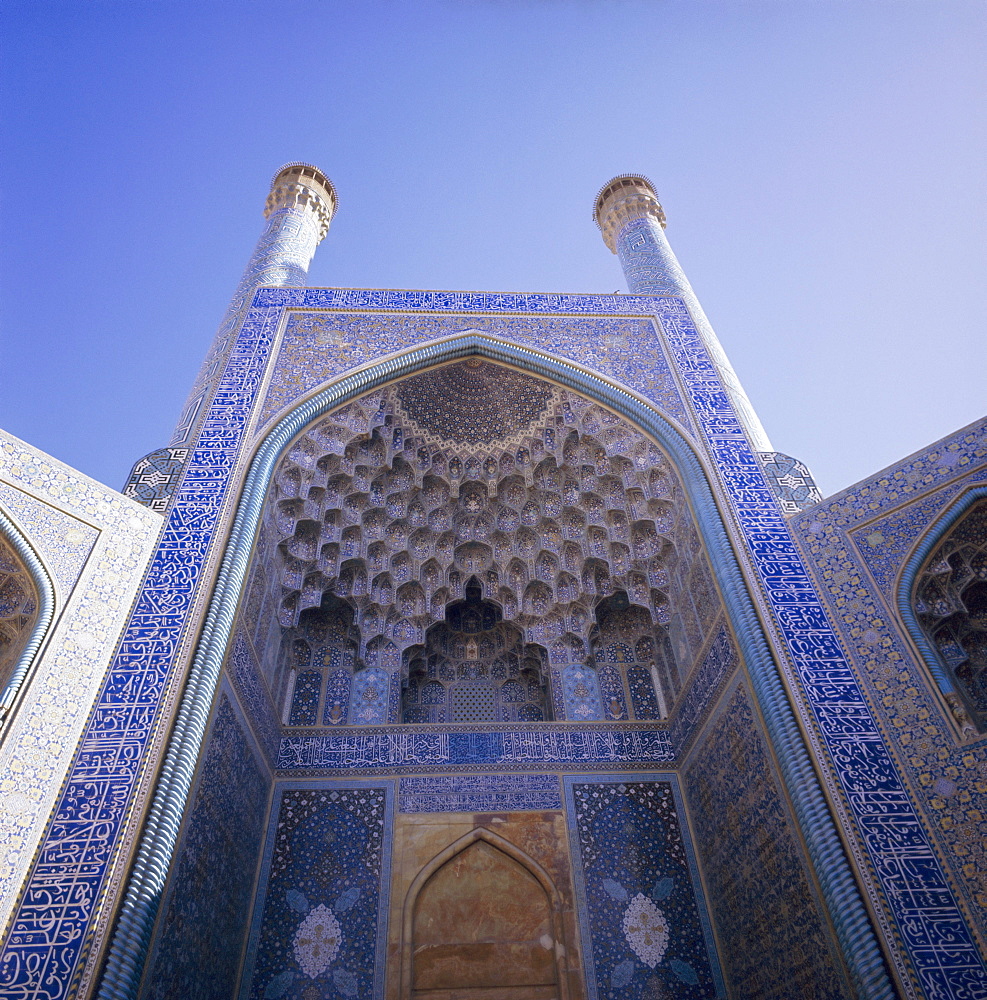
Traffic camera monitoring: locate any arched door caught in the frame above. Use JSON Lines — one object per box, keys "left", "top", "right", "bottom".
{"left": 410, "top": 837, "right": 560, "bottom": 999}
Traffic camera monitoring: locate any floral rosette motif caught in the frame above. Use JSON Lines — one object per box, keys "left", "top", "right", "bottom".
{"left": 621, "top": 892, "right": 669, "bottom": 969}
{"left": 292, "top": 904, "right": 342, "bottom": 978}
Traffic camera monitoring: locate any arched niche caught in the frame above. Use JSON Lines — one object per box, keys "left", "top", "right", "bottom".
{"left": 401, "top": 828, "right": 569, "bottom": 1000}
{"left": 242, "top": 358, "right": 726, "bottom": 727}
{"left": 0, "top": 505, "right": 54, "bottom": 721}
{"left": 900, "top": 486, "right": 987, "bottom": 737}
{"left": 106, "top": 334, "right": 888, "bottom": 1000}
{"left": 403, "top": 576, "right": 552, "bottom": 723}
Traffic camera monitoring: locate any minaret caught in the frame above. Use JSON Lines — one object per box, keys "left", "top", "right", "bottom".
{"left": 172, "top": 162, "right": 337, "bottom": 444}
{"left": 125, "top": 163, "right": 337, "bottom": 510}
{"left": 594, "top": 175, "right": 772, "bottom": 452}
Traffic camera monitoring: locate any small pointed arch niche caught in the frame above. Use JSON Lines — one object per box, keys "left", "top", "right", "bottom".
{"left": 908, "top": 491, "right": 987, "bottom": 736}
{"left": 0, "top": 506, "right": 54, "bottom": 720}
{"left": 401, "top": 827, "right": 570, "bottom": 1000}
{"left": 402, "top": 576, "right": 552, "bottom": 723}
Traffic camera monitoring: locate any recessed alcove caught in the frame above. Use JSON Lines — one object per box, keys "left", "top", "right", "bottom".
{"left": 0, "top": 533, "right": 40, "bottom": 693}
{"left": 238, "top": 360, "right": 725, "bottom": 730}
{"left": 145, "top": 353, "right": 856, "bottom": 1000}
{"left": 913, "top": 497, "right": 987, "bottom": 733}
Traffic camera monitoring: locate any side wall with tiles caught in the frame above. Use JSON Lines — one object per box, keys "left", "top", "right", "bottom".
{"left": 0, "top": 431, "right": 161, "bottom": 939}
{"left": 789, "top": 418, "right": 987, "bottom": 957}
{"left": 141, "top": 684, "right": 272, "bottom": 1000}
{"left": 681, "top": 676, "right": 854, "bottom": 998}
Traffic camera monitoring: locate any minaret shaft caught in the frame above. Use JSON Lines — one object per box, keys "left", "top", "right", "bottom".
{"left": 595, "top": 176, "right": 772, "bottom": 451}
{"left": 170, "top": 163, "right": 337, "bottom": 445}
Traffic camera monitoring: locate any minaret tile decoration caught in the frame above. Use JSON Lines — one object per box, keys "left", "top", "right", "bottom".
{"left": 594, "top": 175, "right": 773, "bottom": 453}
{"left": 124, "top": 163, "right": 336, "bottom": 511}
{"left": 174, "top": 163, "right": 337, "bottom": 445}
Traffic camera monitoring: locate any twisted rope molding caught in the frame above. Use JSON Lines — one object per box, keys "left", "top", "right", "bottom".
{"left": 97, "top": 334, "right": 892, "bottom": 1000}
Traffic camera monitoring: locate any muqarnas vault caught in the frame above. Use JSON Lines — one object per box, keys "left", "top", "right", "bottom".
{"left": 0, "top": 164, "right": 985, "bottom": 1000}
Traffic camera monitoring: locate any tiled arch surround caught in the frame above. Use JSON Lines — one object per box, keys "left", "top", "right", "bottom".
{"left": 12, "top": 288, "right": 983, "bottom": 998}
{"left": 127, "top": 318, "right": 873, "bottom": 1000}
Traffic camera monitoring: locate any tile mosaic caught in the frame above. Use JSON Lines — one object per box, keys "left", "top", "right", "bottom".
{"left": 683, "top": 682, "right": 851, "bottom": 998}
{"left": 239, "top": 781, "right": 393, "bottom": 1000}
{"left": 142, "top": 691, "right": 270, "bottom": 1000}
{"left": 0, "top": 483, "right": 98, "bottom": 600}
{"left": 790, "top": 432, "right": 987, "bottom": 957}
{"left": 398, "top": 773, "right": 561, "bottom": 812}
{"left": 277, "top": 726, "right": 674, "bottom": 772}
{"left": 261, "top": 308, "right": 692, "bottom": 438}
{"left": 564, "top": 774, "right": 722, "bottom": 1000}
{"left": 0, "top": 433, "right": 160, "bottom": 944}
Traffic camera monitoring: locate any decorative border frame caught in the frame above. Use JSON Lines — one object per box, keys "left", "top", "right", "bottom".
{"left": 0, "top": 503, "right": 55, "bottom": 717}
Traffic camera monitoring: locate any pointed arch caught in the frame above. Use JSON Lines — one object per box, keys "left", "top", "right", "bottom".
{"left": 400, "top": 826, "right": 569, "bottom": 999}
{"left": 100, "top": 332, "right": 890, "bottom": 1000}
{"left": 897, "top": 482, "right": 987, "bottom": 736}
{"left": 0, "top": 503, "right": 55, "bottom": 721}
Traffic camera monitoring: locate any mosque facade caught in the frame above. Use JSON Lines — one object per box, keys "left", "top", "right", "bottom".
{"left": 0, "top": 164, "right": 985, "bottom": 1000}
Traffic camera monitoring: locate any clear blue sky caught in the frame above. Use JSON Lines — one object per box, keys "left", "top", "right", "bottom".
{"left": 1, "top": 1, "right": 984, "bottom": 497}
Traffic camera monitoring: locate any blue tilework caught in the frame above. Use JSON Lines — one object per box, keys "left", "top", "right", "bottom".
{"left": 123, "top": 446, "right": 190, "bottom": 512}
{"left": 395, "top": 361, "right": 553, "bottom": 444}
{"left": 323, "top": 669, "right": 351, "bottom": 726}
{"left": 289, "top": 670, "right": 321, "bottom": 726}
{"left": 239, "top": 781, "right": 393, "bottom": 1000}
{"left": 0, "top": 292, "right": 288, "bottom": 998}
{"left": 173, "top": 205, "right": 325, "bottom": 449}
{"left": 668, "top": 625, "right": 738, "bottom": 757}
{"left": 640, "top": 283, "right": 987, "bottom": 989}
{"left": 142, "top": 692, "right": 270, "bottom": 1000}
{"left": 598, "top": 664, "right": 629, "bottom": 721}
{"left": 562, "top": 664, "right": 605, "bottom": 721}
{"left": 790, "top": 439, "right": 987, "bottom": 952}
{"left": 348, "top": 667, "right": 389, "bottom": 724}
{"left": 682, "top": 682, "right": 851, "bottom": 999}
{"left": 228, "top": 628, "right": 282, "bottom": 764}
{"left": 848, "top": 464, "right": 987, "bottom": 601}
{"left": 626, "top": 666, "right": 661, "bottom": 719}
{"left": 758, "top": 451, "right": 822, "bottom": 515}
{"left": 261, "top": 305, "right": 693, "bottom": 437}
{"left": 9, "top": 277, "right": 982, "bottom": 998}
{"left": 564, "top": 774, "right": 723, "bottom": 1000}
{"left": 278, "top": 727, "right": 673, "bottom": 771}
{"left": 398, "top": 773, "right": 561, "bottom": 812}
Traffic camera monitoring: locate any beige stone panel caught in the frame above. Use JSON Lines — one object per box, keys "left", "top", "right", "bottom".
{"left": 387, "top": 810, "right": 585, "bottom": 1000}
{"left": 413, "top": 840, "right": 554, "bottom": 990}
